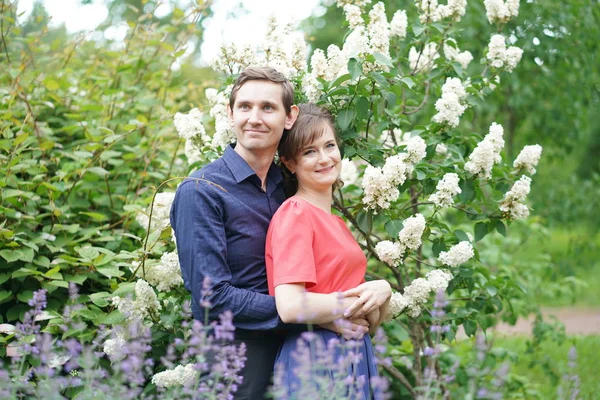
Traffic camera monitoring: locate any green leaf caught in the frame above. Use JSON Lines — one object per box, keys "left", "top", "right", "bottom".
{"left": 47, "top": 280, "right": 69, "bottom": 289}
{"left": 432, "top": 238, "right": 447, "bottom": 257}
{"left": 100, "top": 310, "right": 126, "bottom": 325}
{"left": 0, "top": 249, "right": 21, "bottom": 263}
{"left": 348, "top": 58, "right": 362, "bottom": 80}
{"left": 79, "top": 212, "right": 109, "bottom": 222}
{"left": 78, "top": 247, "right": 100, "bottom": 260}
{"left": 87, "top": 167, "right": 109, "bottom": 177}
{"left": 400, "top": 77, "right": 415, "bottom": 89}
{"left": 16, "top": 291, "right": 33, "bottom": 303}
{"left": 459, "top": 179, "right": 475, "bottom": 202}
{"left": 113, "top": 282, "right": 136, "bottom": 297}
{"left": 43, "top": 78, "right": 60, "bottom": 91}
{"left": 454, "top": 230, "right": 470, "bottom": 242}
{"left": 484, "top": 283, "right": 498, "bottom": 297}
{"left": 412, "top": 25, "right": 425, "bottom": 37}
{"left": 330, "top": 73, "right": 351, "bottom": 88}
{"left": 337, "top": 109, "right": 355, "bottom": 131}
{"left": 89, "top": 292, "right": 111, "bottom": 307}
{"left": 371, "top": 73, "right": 389, "bottom": 90}
{"left": 463, "top": 319, "right": 477, "bottom": 336}
{"left": 474, "top": 222, "right": 488, "bottom": 242}
{"left": 495, "top": 220, "right": 507, "bottom": 237}
{"left": 384, "top": 220, "right": 404, "bottom": 238}
{"left": 373, "top": 52, "right": 393, "bottom": 67}
{"left": 0, "top": 291, "right": 12, "bottom": 304}
{"left": 0, "top": 273, "right": 10, "bottom": 285}
{"left": 96, "top": 267, "right": 124, "bottom": 278}
{"left": 355, "top": 97, "right": 369, "bottom": 120}
{"left": 356, "top": 211, "right": 372, "bottom": 235}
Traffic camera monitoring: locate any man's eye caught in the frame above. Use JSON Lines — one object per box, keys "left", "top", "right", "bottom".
{"left": 239, "top": 104, "right": 249, "bottom": 110}
{"left": 263, "top": 105, "right": 273, "bottom": 111}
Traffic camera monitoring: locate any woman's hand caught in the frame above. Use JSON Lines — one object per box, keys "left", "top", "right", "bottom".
{"left": 342, "top": 280, "right": 392, "bottom": 318}
{"left": 319, "top": 317, "right": 370, "bottom": 340}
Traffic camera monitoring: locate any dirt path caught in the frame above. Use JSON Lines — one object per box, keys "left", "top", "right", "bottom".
{"left": 494, "top": 307, "right": 600, "bottom": 335}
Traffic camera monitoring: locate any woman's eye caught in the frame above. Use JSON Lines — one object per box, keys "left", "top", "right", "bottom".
{"left": 303, "top": 149, "right": 315, "bottom": 156}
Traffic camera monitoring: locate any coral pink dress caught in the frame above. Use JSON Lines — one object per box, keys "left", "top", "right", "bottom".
{"left": 265, "top": 196, "right": 383, "bottom": 399}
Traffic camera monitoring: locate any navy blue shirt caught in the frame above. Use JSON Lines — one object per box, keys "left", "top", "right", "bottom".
{"left": 170, "top": 146, "right": 287, "bottom": 330}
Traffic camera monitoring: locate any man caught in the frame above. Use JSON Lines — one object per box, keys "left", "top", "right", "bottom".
{"left": 171, "top": 67, "right": 299, "bottom": 399}
{"left": 171, "top": 67, "right": 371, "bottom": 399}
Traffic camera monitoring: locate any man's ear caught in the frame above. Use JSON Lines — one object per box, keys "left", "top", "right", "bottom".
{"left": 284, "top": 105, "right": 299, "bottom": 129}
{"left": 226, "top": 103, "right": 233, "bottom": 124}
{"left": 280, "top": 156, "right": 295, "bottom": 174}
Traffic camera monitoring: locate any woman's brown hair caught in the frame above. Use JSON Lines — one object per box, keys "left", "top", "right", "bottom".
{"left": 278, "top": 103, "right": 341, "bottom": 197}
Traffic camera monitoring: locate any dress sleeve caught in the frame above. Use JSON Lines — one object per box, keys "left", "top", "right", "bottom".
{"left": 269, "top": 200, "right": 317, "bottom": 289}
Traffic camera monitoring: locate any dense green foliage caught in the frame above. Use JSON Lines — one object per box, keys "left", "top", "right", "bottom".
{"left": 0, "top": 0, "right": 210, "bottom": 347}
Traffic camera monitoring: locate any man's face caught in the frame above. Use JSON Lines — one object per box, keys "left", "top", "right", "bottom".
{"left": 228, "top": 80, "right": 297, "bottom": 159}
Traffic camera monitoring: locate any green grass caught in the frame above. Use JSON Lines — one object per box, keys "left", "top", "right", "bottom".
{"left": 512, "top": 227, "right": 600, "bottom": 307}
{"left": 455, "top": 335, "right": 600, "bottom": 399}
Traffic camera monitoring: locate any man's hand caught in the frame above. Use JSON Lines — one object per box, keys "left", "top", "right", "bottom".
{"left": 342, "top": 280, "right": 392, "bottom": 318}
{"left": 319, "top": 317, "right": 370, "bottom": 340}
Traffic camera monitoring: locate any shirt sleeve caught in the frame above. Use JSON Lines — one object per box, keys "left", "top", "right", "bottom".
{"left": 170, "top": 179, "right": 282, "bottom": 331}
{"left": 269, "top": 200, "right": 317, "bottom": 289}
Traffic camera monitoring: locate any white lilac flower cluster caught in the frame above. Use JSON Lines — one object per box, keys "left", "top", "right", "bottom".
{"left": 484, "top": 0, "right": 520, "bottom": 24}
{"left": 513, "top": 144, "right": 543, "bottom": 175}
{"left": 152, "top": 364, "right": 198, "bottom": 388}
{"left": 112, "top": 279, "right": 162, "bottom": 322}
{"left": 415, "top": 0, "right": 467, "bottom": 23}
{"left": 443, "top": 39, "right": 474, "bottom": 69}
{"left": 486, "top": 34, "right": 523, "bottom": 72}
{"left": 205, "top": 86, "right": 236, "bottom": 150}
{"left": 428, "top": 173, "right": 462, "bottom": 207}
{"left": 362, "top": 138, "right": 426, "bottom": 210}
{"left": 130, "top": 252, "right": 183, "bottom": 292}
{"left": 210, "top": 17, "right": 306, "bottom": 79}
{"left": 433, "top": 77, "right": 469, "bottom": 128}
{"left": 464, "top": 122, "right": 505, "bottom": 179}
{"left": 390, "top": 10, "right": 408, "bottom": 39}
{"left": 173, "top": 108, "right": 209, "bottom": 142}
{"left": 136, "top": 192, "right": 176, "bottom": 233}
{"left": 388, "top": 269, "right": 453, "bottom": 318}
{"left": 499, "top": 175, "right": 531, "bottom": 219}
{"left": 341, "top": 158, "right": 360, "bottom": 186}
{"left": 102, "top": 336, "right": 126, "bottom": 359}
{"left": 375, "top": 213, "right": 426, "bottom": 265}
{"left": 409, "top": 42, "right": 439, "bottom": 73}
{"left": 305, "top": 2, "right": 398, "bottom": 101}
{"left": 438, "top": 241, "right": 474, "bottom": 267}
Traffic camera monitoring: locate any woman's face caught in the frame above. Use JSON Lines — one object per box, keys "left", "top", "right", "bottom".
{"left": 285, "top": 124, "right": 341, "bottom": 194}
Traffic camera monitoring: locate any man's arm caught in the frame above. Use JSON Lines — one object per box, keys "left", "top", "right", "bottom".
{"left": 171, "top": 180, "right": 281, "bottom": 331}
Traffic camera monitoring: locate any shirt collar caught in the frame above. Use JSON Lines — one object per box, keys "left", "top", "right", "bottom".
{"left": 223, "top": 144, "right": 282, "bottom": 187}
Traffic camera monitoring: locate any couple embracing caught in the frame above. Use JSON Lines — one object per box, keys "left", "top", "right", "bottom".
{"left": 170, "top": 67, "right": 392, "bottom": 399}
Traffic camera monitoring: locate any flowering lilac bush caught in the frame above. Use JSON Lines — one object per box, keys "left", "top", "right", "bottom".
{"left": 154, "top": 0, "right": 546, "bottom": 395}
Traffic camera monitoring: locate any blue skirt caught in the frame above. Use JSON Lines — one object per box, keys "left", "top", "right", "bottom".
{"left": 272, "top": 329, "right": 385, "bottom": 399}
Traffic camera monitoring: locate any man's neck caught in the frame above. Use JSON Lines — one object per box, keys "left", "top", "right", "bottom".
{"left": 234, "top": 146, "right": 275, "bottom": 190}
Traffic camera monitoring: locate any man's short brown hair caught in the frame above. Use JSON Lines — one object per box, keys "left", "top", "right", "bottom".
{"left": 229, "top": 67, "right": 295, "bottom": 114}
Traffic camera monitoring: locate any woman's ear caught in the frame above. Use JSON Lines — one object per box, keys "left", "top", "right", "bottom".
{"left": 281, "top": 156, "right": 295, "bottom": 174}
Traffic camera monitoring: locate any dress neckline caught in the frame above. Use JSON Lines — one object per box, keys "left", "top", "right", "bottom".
{"left": 291, "top": 195, "right": 333, "bottom": 216}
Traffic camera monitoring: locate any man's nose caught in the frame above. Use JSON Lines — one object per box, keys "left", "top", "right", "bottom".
{"left": 247, "top": 107, "right": 262, "bottom": 124}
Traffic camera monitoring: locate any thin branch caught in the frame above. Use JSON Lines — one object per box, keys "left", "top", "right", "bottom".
{"left": 403, "top": 80, "right": 431, "bottom": 115}
{"left": 382, "top": 364, "right": 415, "bottom": 397}
{"left": 406, "top": 255, "right": 437, "bottom": 268}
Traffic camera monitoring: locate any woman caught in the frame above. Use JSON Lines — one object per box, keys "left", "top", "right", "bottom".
{"left": 265, "top": 103, "right": 391, "bottom": 398}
